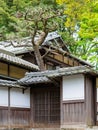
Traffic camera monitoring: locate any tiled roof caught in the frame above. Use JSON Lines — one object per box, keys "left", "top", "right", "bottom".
{"left": 0, "top": 79, "right": 25, "bottom": 88}
{"left": 18, "top": 66, "right": 97, "bottom": 85}
{"left": 0, "top": 32, "right": 64, "bottom": 54}
{"left": 0, "top": 31, "right": 92, "bottom": 67}
{"left": 19, "top": 76, "right": 52, "bottom": 85}
{"left": 0, "top": 53, "right": 39, "bottom": 71}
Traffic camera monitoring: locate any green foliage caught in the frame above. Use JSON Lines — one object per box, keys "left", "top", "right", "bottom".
{"left": 56, "top": 0, "right": 98, "bottom": 70}
{"left": 0, "top": 0, "right": 98, "bottom": 69}
{"left": 0, "top": 0, "right": 59, "bottom": 40}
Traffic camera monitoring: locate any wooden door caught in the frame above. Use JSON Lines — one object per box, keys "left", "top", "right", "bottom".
{"left": 31, "top": 85, "right": 60, "bottom": 128}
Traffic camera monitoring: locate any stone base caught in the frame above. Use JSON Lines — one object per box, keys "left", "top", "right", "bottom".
{"left": 4, "top": 126, "right": 98, "bottom": 130}
{"left": 61, "top": 125, "right": 98, "bottom": 130}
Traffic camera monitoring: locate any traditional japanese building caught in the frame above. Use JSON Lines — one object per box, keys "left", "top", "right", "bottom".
{"left": 0, "top": 49, "right": 38, "bottom": 129}
{"left": 18, "top": 66, "right": 98, "bottom": 130}
{"left": 0, "top": 32, "right": 97, "bottom": 130}
{"left": 0, "top": 32, "right": 92, "bottom": 70}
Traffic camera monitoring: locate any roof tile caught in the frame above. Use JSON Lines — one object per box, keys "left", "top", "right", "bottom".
{"left": 0, "top": 53, "right": 39, "bottom": 71}
{"left": 18, "top": 66, "right": 97, "bottom": 85}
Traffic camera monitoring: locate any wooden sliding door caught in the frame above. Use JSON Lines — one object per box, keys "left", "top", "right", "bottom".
{"left": 31, "top": 84, "right": 60, "bottom": 128}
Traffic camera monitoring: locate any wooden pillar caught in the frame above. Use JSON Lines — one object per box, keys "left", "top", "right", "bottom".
{"left": 85, "top": 75, "right": 96, "bottom": 126}
{"left": 60, "top": 77, "right": 63, "bottom": 127}
{"left": 30, "top": 87, "right": 34, "bottom": 127}
{"left": 8, "top": 87, "right": 11, "bottom": 130}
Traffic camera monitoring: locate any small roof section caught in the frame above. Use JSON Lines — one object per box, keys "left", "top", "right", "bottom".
{"left": 0, "top": 79, "right": 25, "bottom": 88}
{"left": 18, "top": 66, "right": 97, "bottom": 85}
{"left": 0, "top": 52, "right": 39, "bottom": 71}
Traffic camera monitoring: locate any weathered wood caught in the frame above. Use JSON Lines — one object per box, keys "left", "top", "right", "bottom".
{"left": 0, "top": 62, "right": 8, "bottom": 76}
{"left": 0, "top": 107, "right": 30, "bottom": 129}
{"left": 64, "top": 56, "right": 69, "bottom": 64}
{"left": 30, "top": 84, "right": 60, "bottom": 128}
{"left": 45, "top": 56, "right": 70, "bottom": 67}
{"left": 73, "top": 60, "right": 79, "bottom": 66}
{"left": 60, "top": 77, "right": 63, "bottom": 126}
{"left": 8, "top": 87, "right": 11, "bottom": 130}
{"left": 62, "top": 100, "right": 85, "bottom": 124}
{"left": 0, "top": 107, "right": 8, "bottom": 127}
{"left": 68, "top": 58, "right": 74, "bottom": 66}
{"left": 85, "top": 75, "right": 96, "bottom": 126}
{"left": 10, "top": 107, "right": 30, "bottom": 127}
{"left": 9, "top": 65, "right": 27, "bottom": 78}
{"left": 54, "top": 53, "right": 63, "bottom": 62}
{"left": 30, "top": 88, "right": 35, "bottom": 126}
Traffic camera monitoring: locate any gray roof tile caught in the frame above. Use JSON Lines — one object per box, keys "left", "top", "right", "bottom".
{"left": 0, "top": 53, "right": 39, "bottom": 70}
{"left": 0, "top": 32, "right": 61, "bottom": 54}
{"left": 0, "top": 79, "right": 25, "bottom": 88}
{"left": 18, "top": 66, "right": 97, "bottom": 85}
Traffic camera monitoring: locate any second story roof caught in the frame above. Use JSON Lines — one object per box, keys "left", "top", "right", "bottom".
{"left": 0, "top": 51, "right": 39, "bottom": 71}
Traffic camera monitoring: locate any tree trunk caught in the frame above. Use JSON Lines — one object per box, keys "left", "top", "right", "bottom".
{"left": 33, "top": 44, "right": 46, "bottom": 71}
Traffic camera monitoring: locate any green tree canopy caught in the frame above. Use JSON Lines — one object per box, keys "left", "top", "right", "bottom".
{"left": 56, "top": 0, "right": 98, "bottom": 69}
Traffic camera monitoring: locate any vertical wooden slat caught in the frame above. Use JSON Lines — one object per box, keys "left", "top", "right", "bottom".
{"left": 0, "top": 107, "right": 8, "bottom": 126}
{"left": 62, "top": 101, "right": 85, "bottom": 124}
{"left": 32, "top": 85, "right": 60, "bottom": 127}
{"left": 10, "top": 108, "right": 30, "bottom": 127}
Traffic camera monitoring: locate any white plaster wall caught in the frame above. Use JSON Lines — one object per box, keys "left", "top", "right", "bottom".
{"left": 63, "top": 74, "right": 84, "bottom": 100}
{"left": 0, "top": 87, "right": 8, "bottom": 106}
{"left": 10, "top": 88, "right": 30, "bottom": 108}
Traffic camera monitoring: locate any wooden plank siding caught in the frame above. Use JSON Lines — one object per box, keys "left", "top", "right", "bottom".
{"left": 9, "top": 65, "right": 28, "bottom": 79}
{"left": 54, "top": 53, "right": 64, "bottom": 62}
{"left": 0, "top": 61, "right": 28, "bottom": 79}
{"left": 48, "top": 53, "right": 81, "bottom": 67}
{"left": 62, "top": 100, "right": 85, "bottom": 125}
{"left": 10, "top": 108, "right": 30, "bottom": 128}
{"left": 0, "top": 107, "right": 8, "bottom": 127}
{"left": 0, "top": 62, "right": 8, "bottom": 76}
{"left": 0, "top": 107, "right": 30, "bottom": 129}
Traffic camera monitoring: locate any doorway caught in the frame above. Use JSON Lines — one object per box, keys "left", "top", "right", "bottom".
{"left": 31, "top": 84, "right": 60, "bottom": 128}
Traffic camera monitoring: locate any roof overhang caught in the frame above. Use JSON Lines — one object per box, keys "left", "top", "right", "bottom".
{"left": 18, "top": 66, "right": 98, "bottom": 85}
{"left": 0, "top": 79, "right": 26, "bottom": 89}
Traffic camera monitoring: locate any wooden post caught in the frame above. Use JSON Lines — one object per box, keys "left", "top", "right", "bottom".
{"left": 8, "top": 87, "right": 11, "bottom": 130}
{"left": 85, "top": 75, "right": 96, "bottom": 126}
{"left": 60, "top": 77, "right": 63, "bottom": 127}
{"left": 30, "top": 87, "right": 34, "bottom": 127}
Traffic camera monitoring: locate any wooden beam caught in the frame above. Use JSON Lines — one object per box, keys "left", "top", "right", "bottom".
{"left": 47, "top": 77, "right": 60, "bottom": 87}
{"left": 45, "top": 56, "right": 70, "bottom": 67}
{"left": 30, "top": 88, "right": 34, "bottom": 127}
{"left": 8, "top": 87, "right": 11, "bottom": 130}
{"left": 60, "top": 77, "right": 63, "bottom": 127}
{"left": 85, "top": 75, "right": 96, "bottom": 126}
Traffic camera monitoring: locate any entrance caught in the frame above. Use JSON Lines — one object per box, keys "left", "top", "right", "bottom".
{"left": 31, "top": 84, "right": 60, "bottom": 128}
